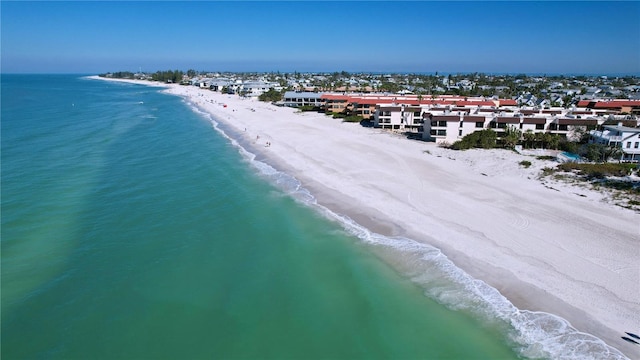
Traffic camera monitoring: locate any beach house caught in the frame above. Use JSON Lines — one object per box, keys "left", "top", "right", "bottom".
{"left": 589, "top": 124, "right": 640, "bottom": 162}
{"left": 282, "top": 91, "right": 323, "bottom": 108}
{"left": 239, "top": 81, "right": 281, "bottom": 98}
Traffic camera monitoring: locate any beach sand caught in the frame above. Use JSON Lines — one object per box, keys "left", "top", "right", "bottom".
{"left": 91, "top": 77, "right": 639, "bottom": 358}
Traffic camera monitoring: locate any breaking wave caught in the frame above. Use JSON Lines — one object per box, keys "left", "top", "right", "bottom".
{"left": 187, "top": 100, "right": 628, "bottom": 360}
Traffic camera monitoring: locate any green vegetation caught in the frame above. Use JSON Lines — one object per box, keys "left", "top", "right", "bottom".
{"left": 451, "top": 129, "right": 497, "bottom": 150}
{"left": 341, "top": 115, "right": 364, "bottom": 123}
{"left": 501, "top": 126, "right": 522, "bottom": 149}
{"left": 536, "top": 155, "right": 556, "bottom": 161}
{"left": 519, "top": 160, "right": 532, "bottom": 168}
{"left": 298, "top": 105, "right": 320, "bottom": 112}
{"left": 541, "top": 167, "right": 555, "bottom": 177}
{"left": 557, "top": 162, "right": 636, "bottom": 179}
{"left": 151, "top": 70, "right": 184, "bottom": 83}
{"left": 258, "top": 88, "right": 283, "bottom": 102}
{"left": 581, "top": 143, "right": 624, "bottom": 163}
{"left": 99, "top": 71, "right": 135, "bottom": 79}
{"left": 522, "top": 130, "right": 562, "bottom": 150}
{"left": 540, "top": 163, "right": 639, "bottom": 208}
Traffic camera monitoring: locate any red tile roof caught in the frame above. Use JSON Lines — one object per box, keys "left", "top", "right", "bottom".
{"left": 592, "top": 100, "right": 640, "bottom": 109}
{"left": 498, "top": 99, "right": 517, "bottom": 106}
{"left": 578, "top": 99, "right": 640, "bottom": 109}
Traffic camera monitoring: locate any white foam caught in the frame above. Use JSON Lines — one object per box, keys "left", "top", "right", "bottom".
{"left": 184, "top": 100, "right": 629, "bottom": 360}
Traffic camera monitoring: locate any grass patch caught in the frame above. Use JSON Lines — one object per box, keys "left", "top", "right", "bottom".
{"left": 557, "top": 163, "right": 636, "bottom": 178}
{"left": 341, "top": 115, "right": 364, "bottom": 123}
{"left": 541, "top": 167, "right": 555, "bottom": 177}
{"left": 519, "top": 160, "right": 532, "bottom": 168}
{"left": 536, "top": 155, "right": 556, "bottom": 161}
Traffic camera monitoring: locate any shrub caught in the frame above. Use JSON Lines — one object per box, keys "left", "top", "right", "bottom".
{"left": 536, "top": 155, "right": 556, "bottom": 161}
{"left": 519, "top": 160, "right": 532, "bottom": 168}
{"left": 299, "top": 105, "right": 318, "bottom": 112}
{"left": 541, "top": 167, "right": 555, "bottom": 177}
{"left": 342, "top": 115, "right": 364, "bottom": 123}
{"left": 558, "top": 163, "right": 636, "bottom": 178}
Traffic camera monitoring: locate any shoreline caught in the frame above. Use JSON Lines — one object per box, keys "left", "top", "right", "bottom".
{"left": 90, "top": 76, "right": 639, "bottom": 359}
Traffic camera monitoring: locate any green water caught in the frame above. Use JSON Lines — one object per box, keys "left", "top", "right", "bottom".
{"left": 1, "top": 75, "right": 519, "bottom": 359}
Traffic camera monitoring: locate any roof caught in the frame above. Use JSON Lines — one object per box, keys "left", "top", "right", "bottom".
{"left": 462, "top": 116, "right": 486, "bottom": 122}
{"left": 592, "top": 100, "right": 640, "bottom": 109}
{"left": 522, "top": 117, "right": 547, "bottom": 124}
{"left": 283, "top": 91, "right": 323, "bottom": 99}
{"left": 320, "top": 94, "right": 349, "bottom": 100}
{"left": 452, "top": 100, "right": 496, "bottom": 107}
{"left": 432, "top": 115, "right": 461, "bottom": 122}
{"left": 556, "top": 118, "right": 597, "bottom": 125}
{"left": 495, "top": 117, "right": 520, "bottom": 124}
{"left": 602, "top": 125, "right": 640, "bottom": 133}
{"left": 579, "top": 99, "right": 640, "bottom": 109}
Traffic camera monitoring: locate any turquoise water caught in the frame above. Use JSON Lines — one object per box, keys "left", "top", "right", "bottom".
{"left": 1, "top": 75, "right": 624, "bottom": 359}
{"left": 561, "top": 151, "right": 582, "bottom": 161}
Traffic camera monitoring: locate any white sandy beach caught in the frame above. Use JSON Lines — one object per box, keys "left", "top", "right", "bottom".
{"left": 92, "top": 77, "right": 639, "bottom": 358}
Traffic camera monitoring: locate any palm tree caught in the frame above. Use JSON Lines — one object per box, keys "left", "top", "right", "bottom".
{"left": 523, "top": 130, "right": 535, "bottom": 149}
{"left": 502, "top": 126, "right": 522, "bottom": 149}
{"left": 603, "top": 145, "right": 624, "bottom": 163}
{"left": 542, "top": 133, "right": 553, "bottom": 149}
{"left": 548, "top": 134, "right": 561, "bottom": 150}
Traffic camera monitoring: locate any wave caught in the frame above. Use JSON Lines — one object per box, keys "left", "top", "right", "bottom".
{"left": 184, "top": 99, "right": 628, "bottom": 360}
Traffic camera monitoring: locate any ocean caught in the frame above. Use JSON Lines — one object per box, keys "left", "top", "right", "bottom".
{"left": 1, "top": 75, "right": 623, "bottom": 359}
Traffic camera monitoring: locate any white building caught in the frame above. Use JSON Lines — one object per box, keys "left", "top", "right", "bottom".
{"left": 282, "top": 91, "right": 323, "bottom": 108}
{"left": 239, "top": 81, "right": 281, "bottom": 98}
{"left": 590, "top": 124, "right": 640, "bottom": 162}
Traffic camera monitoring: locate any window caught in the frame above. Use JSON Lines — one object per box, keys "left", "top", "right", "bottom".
{"left": 476, "top": 122, "right": 484, "bottom": 128}
{"left": 458, "top": 130, "right": 463, "bottom": 136}
{"left": 437, "top": 130, "right": 446, "bottom": 136}
{"left": 627, "top": 142, "right": 631, "bottom": 148}
{"left": 559, "top": 125, "right": 568, "bottom": 131}
{"left": 498, "top": 123, "right": 506, "bottom": 129}
{"left": 635, "top": 142, "right": 639, "bottom": 149}
{"left": 438, "top": 121, "right": 447, "bottom": 127}
{"left": 536, "top": 124, "right": 544, "bottom": 130}
{"left": 414, "top": 111, "right": 421, "bottom": 117}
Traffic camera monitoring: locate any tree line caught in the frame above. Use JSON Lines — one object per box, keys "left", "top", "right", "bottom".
{"left": 150, "top": 70, "right": 184, "bottom": 83}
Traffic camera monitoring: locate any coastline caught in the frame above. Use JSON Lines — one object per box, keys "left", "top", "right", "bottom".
{"left": 89, "top": 76, "right": 639, "bottom": 358}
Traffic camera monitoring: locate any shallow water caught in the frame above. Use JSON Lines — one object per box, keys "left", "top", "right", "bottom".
{"left": 1, "top": 75, "right": 626, "bottom": 359}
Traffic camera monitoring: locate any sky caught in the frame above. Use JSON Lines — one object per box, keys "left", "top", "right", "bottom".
{"left": 2, "top": 1, "right": 639, "bottom": 75}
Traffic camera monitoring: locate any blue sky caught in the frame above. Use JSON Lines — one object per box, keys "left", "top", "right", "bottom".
{"left": 2, "top": 1, "right": 639, "bottom": 75}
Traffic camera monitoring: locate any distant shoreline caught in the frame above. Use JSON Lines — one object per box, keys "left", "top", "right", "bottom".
{"left": 91, "top": 75, "right": 639, "bottom": 359}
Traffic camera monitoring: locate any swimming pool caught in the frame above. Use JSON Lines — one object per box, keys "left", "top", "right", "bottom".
{"left": 559, "top": 151, "right": 581, "bottom": 162}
